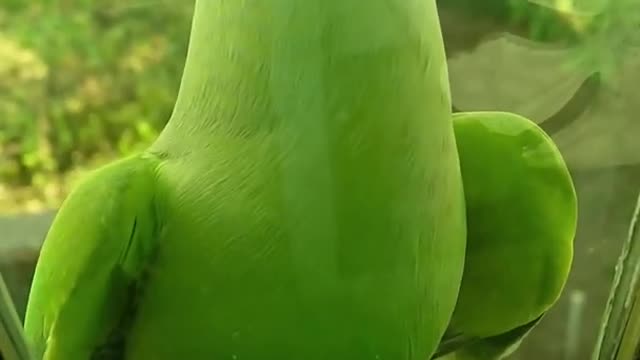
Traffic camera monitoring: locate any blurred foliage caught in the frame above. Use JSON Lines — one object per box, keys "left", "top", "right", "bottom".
{"left": 0, "top": 1, "right": 193, "bottom": 213}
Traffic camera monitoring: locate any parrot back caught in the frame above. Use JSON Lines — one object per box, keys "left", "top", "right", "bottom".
{"left": 133, "top": 0, "right": 467, "bottom": 359}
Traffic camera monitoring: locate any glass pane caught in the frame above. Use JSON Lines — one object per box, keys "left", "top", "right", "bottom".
{"left": 440, "top": 0, "right": 640, "bottom": 358}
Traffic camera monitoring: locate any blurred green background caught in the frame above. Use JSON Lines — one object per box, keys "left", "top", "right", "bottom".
{"left": 0, "top": 1, "right": 193, "bottom": 213}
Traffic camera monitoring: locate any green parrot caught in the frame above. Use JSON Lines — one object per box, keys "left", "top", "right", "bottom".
{"left": 0, "top": 1, "right": 577, "bottom": 359}
{"left": 433, "top": 111, "right": 577, "bottom": 360}
{"left": 20, "top": 0, "right": 468, "bottom": 359}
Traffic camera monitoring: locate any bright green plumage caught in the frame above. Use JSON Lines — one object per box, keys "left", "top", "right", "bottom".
{"left": 434, "top": 111, "right": 577, "bottom": 359}
{"left": 0, "top": 2, "right": 577, "bottom": 360}
{"left": 22, "top": 1, "right": 467, "bottom": 359}
{"left": 24, "top": 154, "right": 159, "bottom": 359}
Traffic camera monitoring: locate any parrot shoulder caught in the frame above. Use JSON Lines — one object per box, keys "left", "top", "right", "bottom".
{"left": 24, "top": 152, "right": 162, "bottom": 359}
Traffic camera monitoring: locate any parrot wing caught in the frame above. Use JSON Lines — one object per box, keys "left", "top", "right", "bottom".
{"left": 23, "top": 153, "right": 160, "bottom": 360}
{"left": 431, "top": 111, "right": 577, "bottom": 359}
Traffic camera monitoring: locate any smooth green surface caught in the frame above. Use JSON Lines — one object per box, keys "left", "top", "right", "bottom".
{"left": 24, "top": 1, "right": 467, "bottom": 359}
{"left": 439, "top": 111, "right": 577, "bottom": 359}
